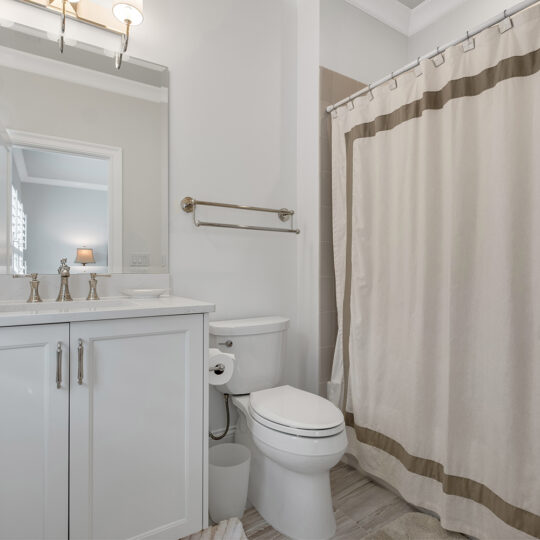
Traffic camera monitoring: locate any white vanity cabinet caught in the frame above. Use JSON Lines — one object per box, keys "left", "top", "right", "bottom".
{"left": 0, "top": 324, "right": 70, "bottom": 540}
{"left": 69, "top": 315, "right": 203, "bottom": 540}
{"left": 0, "top": 300, "right": 212, "bottom": 540}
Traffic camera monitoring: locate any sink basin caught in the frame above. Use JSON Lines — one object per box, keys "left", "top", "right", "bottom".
{"left": 0, "top": 298, "right": 135, "bottom": 314}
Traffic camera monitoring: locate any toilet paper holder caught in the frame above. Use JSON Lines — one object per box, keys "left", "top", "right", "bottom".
{"left": 209, "top": 363, "right": 226, "bottom": 375}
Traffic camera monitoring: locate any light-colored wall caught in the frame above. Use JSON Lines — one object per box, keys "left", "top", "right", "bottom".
{"left": 0, "top": 65, "right": 165, "bottom": 273}
{"left": 0, "top": 0, "right": 304, "bottom": 435}
{"left": 408, "top": 0, "right": 513, "bottom": 61}
{"left": 21, "top": 183, "right": 108, "bottom": 274}
{"left": 320, "top": 0, "right": 409, "bottom": 84}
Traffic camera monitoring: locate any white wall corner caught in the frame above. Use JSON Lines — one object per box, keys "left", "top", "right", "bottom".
{"left": 296, "top": 0, "right": 320, "bottom": 395}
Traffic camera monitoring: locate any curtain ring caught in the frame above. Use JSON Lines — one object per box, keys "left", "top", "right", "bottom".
{"left": 463, "top": 30, "right": 475, "bottom": 52}
{"left": 499, "top": 9, "right": 514, "bottom": 33}
{"left": 389, "top": 71, "right": 398, "bottom": 90}
{"left": 432, "top": 46, "right": 445, "bottom": 67}
{"left": 415, "top": 56, "right": 424, "bottom": 77}
{"left": 367, "top": 83, "right": 374, "bottom": 101}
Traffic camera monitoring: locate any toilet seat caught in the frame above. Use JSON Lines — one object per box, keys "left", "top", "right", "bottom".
{"left": 249, "top": 385, "right": 345, "bottom": 438}
{"left": 249, "top": 407, "right": 345, "bottom": 438}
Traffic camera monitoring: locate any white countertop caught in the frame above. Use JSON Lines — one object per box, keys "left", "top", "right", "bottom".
{"left": 0, "top": 296, "right": 215, "bottom": 327}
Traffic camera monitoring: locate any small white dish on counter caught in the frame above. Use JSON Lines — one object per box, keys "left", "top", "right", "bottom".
{"left": 122, "top": 288, "right": 167, "bottom": 298}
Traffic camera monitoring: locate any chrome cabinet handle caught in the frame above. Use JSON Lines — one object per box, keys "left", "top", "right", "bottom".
{"left": 218, "top": 340, "right": 233, "bottom": 348}
{"left": 56, "top": 342, "right": 62, "bottom": 389}
{"left": 77, "top": 339, "right": 84, "bottom": 385}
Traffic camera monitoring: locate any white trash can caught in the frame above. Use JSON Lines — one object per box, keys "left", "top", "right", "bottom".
{"left": 209, "top": 443, "right": 251, "bottom": 523}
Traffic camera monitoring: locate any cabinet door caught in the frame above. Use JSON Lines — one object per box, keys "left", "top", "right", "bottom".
{"left": 70, "top": 315, "right": 204, "bottom": 540}
{"left": 0, "top": 324, "right": 69, "bottom": 540}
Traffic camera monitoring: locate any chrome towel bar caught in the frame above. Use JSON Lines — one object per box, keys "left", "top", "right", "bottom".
{"left": 181, "top": 197, "right": 300, "bottom": 234}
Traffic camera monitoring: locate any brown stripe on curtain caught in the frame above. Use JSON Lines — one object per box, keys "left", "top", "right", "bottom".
{"left": 348, "top": 48, "right": 540, "bottom": 141}
{"left": 341, "top": 48, "right": 540, "bottom": 537}
{"left": 345, "top": 414, "right": 540, "bottom": 538}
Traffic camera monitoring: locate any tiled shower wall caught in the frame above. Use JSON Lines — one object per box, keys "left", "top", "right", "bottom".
{"left": 319, "top": 67, "right": 365, "bottom": 396}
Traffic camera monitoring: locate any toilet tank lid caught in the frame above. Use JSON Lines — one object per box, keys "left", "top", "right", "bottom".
{"left": 210, "top": 316, "right": 289, "bottom": 336}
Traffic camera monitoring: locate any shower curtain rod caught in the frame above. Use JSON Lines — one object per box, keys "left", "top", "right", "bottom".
{"left": 326, "top": 0, "right": 539, "bottom": 113}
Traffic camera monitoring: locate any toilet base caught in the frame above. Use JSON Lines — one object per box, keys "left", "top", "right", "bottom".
{"left": 235, "top": 414, "right": 339, "bottom": 540}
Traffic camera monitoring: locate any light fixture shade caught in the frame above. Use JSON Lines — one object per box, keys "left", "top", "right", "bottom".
{"left": 113, "top": 0, "right": 143, "bottom": 25}
{"left": 75, "top": 247, "right": 96, "bottom": 265}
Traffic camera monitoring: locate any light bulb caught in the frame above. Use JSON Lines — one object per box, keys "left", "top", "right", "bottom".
{"left": 113, "top": 0, "right": 143, "bottom": 26}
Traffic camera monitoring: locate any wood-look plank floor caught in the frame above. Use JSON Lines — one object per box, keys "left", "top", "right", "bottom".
{"left": 241, "top": 462, "right": 414, "bottom": 539}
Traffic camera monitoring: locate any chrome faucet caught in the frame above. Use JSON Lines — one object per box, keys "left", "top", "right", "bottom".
{"left": 13, "top": 273, "right": 42, "bottom": 303}
{"left": 56, "top": 258, "right": 73, "bottom": 302}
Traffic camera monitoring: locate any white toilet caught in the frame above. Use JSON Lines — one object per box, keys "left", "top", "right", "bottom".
{"left": 210, "top": 316, "right": 347, "bottom": 540}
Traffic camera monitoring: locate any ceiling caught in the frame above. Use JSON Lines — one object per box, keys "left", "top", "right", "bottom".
{"left": 345, "top": 0, "right": 470, "bottom": 36}
{"left": 13, "top": 147, "right": 109, "bottom": 191}
{"left": 397, "top": 0, "right": 426, "bottom": 8}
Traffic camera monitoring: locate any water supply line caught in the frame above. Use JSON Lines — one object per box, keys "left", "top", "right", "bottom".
{"left": 209, "top": 393, "right": 231, "bottom": 441}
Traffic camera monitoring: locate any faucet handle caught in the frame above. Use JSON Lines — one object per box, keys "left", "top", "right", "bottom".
{"left": 87, "top": 273, "right": 110, "bottom": 301}
{"left": 12, "top": 273, "right": 42, "bottom": 303}
{"left": 13, "top": 273, "right": 39, "bottom": 280}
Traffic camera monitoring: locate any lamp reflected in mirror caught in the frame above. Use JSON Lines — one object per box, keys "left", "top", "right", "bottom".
{"left": 75, "top": 247, "right": 95, "bottom": 268}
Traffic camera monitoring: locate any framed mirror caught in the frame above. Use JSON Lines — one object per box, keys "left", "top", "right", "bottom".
{"left": 0, "top": 22, "right": 168, "bottom": 274}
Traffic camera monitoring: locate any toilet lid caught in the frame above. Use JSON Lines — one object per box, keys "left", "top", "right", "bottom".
{"left": 249, "top": 385, "right": 344, "bottom": 430}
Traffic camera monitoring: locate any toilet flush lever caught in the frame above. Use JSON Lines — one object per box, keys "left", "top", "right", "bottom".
{"left": 218, "top": 340, "right": 233, "bottom": 348}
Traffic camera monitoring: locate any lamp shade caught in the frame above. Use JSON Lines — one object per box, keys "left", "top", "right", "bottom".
{"left": 75, "top": 247, "right": 96, "bottom": 265}
{"left": 113, "top": 0, "right": 143, "bottom": 25}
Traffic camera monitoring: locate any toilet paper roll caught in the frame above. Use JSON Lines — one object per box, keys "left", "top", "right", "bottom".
{"left": 209, "top": 348, "right": 235, "bottom": 386}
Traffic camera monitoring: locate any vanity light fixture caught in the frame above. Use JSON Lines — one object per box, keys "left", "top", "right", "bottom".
{"left": 112, "top": 0, "right": 144, "bottom": 70}
{"left": 16, "top": 0, "right": 144, "bottom": 69}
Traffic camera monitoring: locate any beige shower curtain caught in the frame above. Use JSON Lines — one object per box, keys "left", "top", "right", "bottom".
{"left": 330, "top": 4, "right": 540, "bottom": 539}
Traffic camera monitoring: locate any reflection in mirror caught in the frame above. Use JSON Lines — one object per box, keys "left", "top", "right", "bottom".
{"left": 0, "top": 22, "right": 168, "bottom": 274}
{"left": 11, "top": 146, "right": 111, "bottom": 275}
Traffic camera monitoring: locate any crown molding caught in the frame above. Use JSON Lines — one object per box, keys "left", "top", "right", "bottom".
{"left": 344, "top": 0, "right": 470, "bottom": 36}
{"left": 409, "top": 0, "right": 469, "bottom": 35}
{"left": 344, "top": 0, "right": 411, "bottom": 35}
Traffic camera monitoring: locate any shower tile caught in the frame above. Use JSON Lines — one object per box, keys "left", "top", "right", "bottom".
{"left": 320, "top": 311, "right": 338, "bottom": 348}
{"left": 319, "top": 345, "right": 335, "bottom": 384}
{"left": 320, "top": 139, "right": 332, "bottom": 172}
{"left": 319, "top": 276, "right": 336, "bottom": 312}
{"left": 320, "top": 169, "right": 333, "bottom": 207}
{"left": 320, "top": 205, "right": 333, "bottom": 242}
{"left": 320, "top": 240, "right": 335, "bottom": 277}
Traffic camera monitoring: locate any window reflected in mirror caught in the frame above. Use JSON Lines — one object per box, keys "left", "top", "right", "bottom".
{"left": 11, "top": 146, "right": 111, "bottom": 275}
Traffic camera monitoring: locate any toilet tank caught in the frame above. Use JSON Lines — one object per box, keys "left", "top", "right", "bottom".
{"left": 209, "top": 316, "right": 289, "bottom": 395}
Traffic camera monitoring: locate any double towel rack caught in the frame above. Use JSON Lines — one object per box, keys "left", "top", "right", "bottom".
{"left": 181, "top": 197, "right": 300, "bottom": 234}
